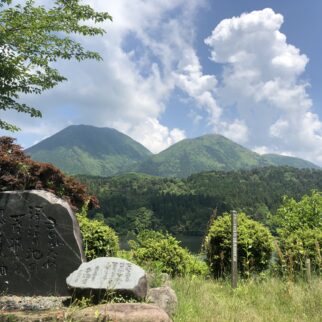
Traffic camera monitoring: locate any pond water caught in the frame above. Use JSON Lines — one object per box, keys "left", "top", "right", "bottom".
{"left": 120, "top": 234, "right": 204, "bottom": 254}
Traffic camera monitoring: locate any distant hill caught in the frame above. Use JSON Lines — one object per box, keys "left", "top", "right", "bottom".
{"left": 261, "top": 154, "right": 319, "bottom": 169}
{"left": 26, "top": 125, "right": 152, "bottom": 176}
{"left": 77, "top": 166, "right": 322, "bottom": 235}
{"left": 135, "top": 134, "right": 319, "bottom": 177}
{"left": 26, "top": 125, "right": 319, "bottom": 177}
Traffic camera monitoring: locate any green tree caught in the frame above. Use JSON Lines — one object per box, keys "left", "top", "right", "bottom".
{"left": 77, "top": 205, "right": 119, "bottom": 261}
{"left": 273, "top": 191, "right": 322, "bottom": 273}
{"left": 128, "top": 230, "right": 209, "bottom": 277}
{"left": 0, "top": 0, "right": 111, "bottom": 131}
{"left": 204, "top": 212, "right": 274, "bottom": 277}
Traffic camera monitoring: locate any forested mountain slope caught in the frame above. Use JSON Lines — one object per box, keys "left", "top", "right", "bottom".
{"left": 77, "top": 166, "right": 322, "bottom": 235}
{"left": 26, "top": 125, "right": 319, "bottom": 178}
{"left": 26, "top": 125, "right": 152, "bottom": 176}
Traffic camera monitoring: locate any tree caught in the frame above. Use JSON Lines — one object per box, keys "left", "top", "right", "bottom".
{"left": 203, "top": 212, "right": 274, "bottom": 277}
{"left": 0, "top": 136, "right": 98, "bottom": 209}
{"left": 0, "top": 0, "right": 111, "bottom": 131}
{"left": 273, "top": 191, "right": 322, "bottom": 273}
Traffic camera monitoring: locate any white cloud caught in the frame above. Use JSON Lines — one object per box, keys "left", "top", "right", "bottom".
{"left": 205, "top": 8, "right": 322, "bottom": 165}
{"left": 220, "top": 119, "right": 249, "bottom": 144}
{"left": 2, "top": 0, "right": 209, "bottom": 152}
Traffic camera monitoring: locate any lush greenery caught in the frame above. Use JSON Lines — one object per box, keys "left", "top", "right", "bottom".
{"left": 77, "top": 166, "right": 322, "bottom": 235}
{"left": 261, "top": 153, "right": 319, "bottom": 169}
{"left": 76, "top": 206, "right": 119, "bottom": 261}
{"left": 0, "top": 136, "right": 97, "bottom": 209}
{"left": 273, "top": 191, "right": 322, "bottom": 274}
{"left": 27, "top": 127, "right": 319, "bottom": 178}
{"left": 26, "top": 125, "right": 152, "bottom": 176}
{"left": 0, "top": 0, "right": 111, "bottom": 131}
{"left": 172, "top": 276, "right": 322, "bottom": 322}
{"left": 126, "top": 230, "right": 209, "bottom": 277}
{"left": 204, "top": 213, "right": 274, "bottom": 277}
{"left": 135, "top": 134, "right": 318, "bottom": 178}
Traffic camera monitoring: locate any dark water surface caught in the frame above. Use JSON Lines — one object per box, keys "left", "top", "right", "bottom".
{"left": 120, "top": 234, "right": 203, "bottom": 254}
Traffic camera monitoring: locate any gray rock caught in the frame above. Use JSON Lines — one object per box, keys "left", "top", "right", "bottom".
{"left": 69, "top": 303, "right": 172, "bottom": 322}
{"left": 66, "top": 257, "right": 147, "bottom": 300}
{"left": 0, "top": 190, "right": 85, "bottom": 296}
{"left": 147, "top": 286, "right": 178, "bottom": 317}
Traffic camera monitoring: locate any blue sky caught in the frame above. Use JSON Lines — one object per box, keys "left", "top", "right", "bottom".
{"left": 2, "top": 0, "right": 322, "bottom": 165}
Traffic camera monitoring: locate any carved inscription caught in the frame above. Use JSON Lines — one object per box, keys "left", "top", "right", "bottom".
{"left": 66, "top": 257, "right": 147, "bottom": 300}
{"left": 70, "top": 261, "right": 134, "bottom": 288}
{"left": 0, "top": 191, "right": 84, "bottom": 295}
{"left": 0, "top": 205, "right": 65, "bottom": 279}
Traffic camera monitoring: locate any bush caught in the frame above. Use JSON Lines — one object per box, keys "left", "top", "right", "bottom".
{"left": 273, "top": 191, "right": 322, "bottom": 273}
{"left": 128, "top": 230, "right": 209, "bottom": 277}
{"left": 0, "top": 136, "right": 98, "bottom": 210}
{"left": 276, "top": 229, "right": 322, "bottom": 274}
{"left": 77, "top": 206, "right": 119, "bottom": 261}
{"left": 204, "top": 212, "right": 274, "bottom": 277}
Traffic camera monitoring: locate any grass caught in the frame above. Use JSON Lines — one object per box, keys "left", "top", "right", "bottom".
{"left": 172, "top": 276, "right": 322, "bottom": 322}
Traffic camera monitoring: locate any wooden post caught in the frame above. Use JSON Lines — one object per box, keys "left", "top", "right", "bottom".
{"left": 231, "top": 210, "right": 238, "bottom": 289}
{"left": 305, "top": 258, "right": 311, "bottom": 282}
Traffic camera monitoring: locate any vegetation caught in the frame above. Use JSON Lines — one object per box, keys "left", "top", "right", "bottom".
{"left": 0, "top": 136, "right": 98, "bottom": 209}
{"left": 26, "top": 125, "right": 152, "bottom": 176}
{"left": 204, "top": 213, "right": 274, "bottom": 277}
{"left": 172, "top": 276, "right": 322, "bottom": 322}
{"left": 0, "top": 0, "right": 111, "bottom": 131}
{"left": 27, "top": 127, "right": 319, "bottom": 178}
{"left": 126, "top": 230, "right": 209, "bottom": 277}
{"left": 77, "top": 167, "right": 322, "bottom": 235}
{"left": 136, "top": 135, "right": 318, "bottom": 177}
{"left": 272, "top": 191, "right": 322, "bottom": 274}
{"left": 76, "top": 205, "right": 119, "bottom": 261}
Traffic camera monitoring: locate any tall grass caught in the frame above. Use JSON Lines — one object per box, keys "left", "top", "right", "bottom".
{"left": 172, "top": 276, "right": 322, "bottom": 322}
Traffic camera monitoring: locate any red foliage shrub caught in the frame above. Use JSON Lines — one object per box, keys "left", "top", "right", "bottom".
{"left": 0, "top": 136, "right": 98, "bottom": 210}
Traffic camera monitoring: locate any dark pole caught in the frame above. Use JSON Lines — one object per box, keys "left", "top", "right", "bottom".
{"left": 231, "top": 210, "right": 238, "bottom": 289}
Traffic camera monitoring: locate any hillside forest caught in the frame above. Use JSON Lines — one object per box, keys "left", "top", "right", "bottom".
{"left": 77, "top": 166, "right": 322, "bottom": 236}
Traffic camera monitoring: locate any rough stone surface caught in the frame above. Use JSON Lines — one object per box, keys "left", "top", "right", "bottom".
{"left": 66, "top": 257, "right": 147, "bottom": 300}
{"left": 147, "top": 286, "right": 178, "bottom": 316}
{"left": 70, "top": 303, "right": 172, "bottom": 322}
{"left": 0, "top": 190, "right": 85, "bottom": 296}
{"left": 0, "top": 296, "right": 69, "bottom": 311}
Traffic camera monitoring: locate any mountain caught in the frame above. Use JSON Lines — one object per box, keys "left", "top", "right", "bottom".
{"left": 25, "top": 125, "right": 152, "bottom": 176}
{"left": 26, "top": 126, "right": 319, "bottom": 177}
{"left": 261, "top": 154, "right": 320, "bottom": 169}
{"left": 77, "top": 166, "right": 322, "bottom": 235}
{"left": 135, "top": 134, "right": 270, "bottom": 177}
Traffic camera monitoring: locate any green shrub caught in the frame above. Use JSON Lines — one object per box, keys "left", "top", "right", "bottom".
{"left": 76, "top": 207, "right": 119, "bottom": 261}
{"left": 128, "top": 230, "right": 209, "bottom": 277}
{"left": 273, "top": 191, "right": 322, "bottom": 274}
{"left": 0, "top": 136, "right": 98, "bottom": 210}
{"left": 277, "top": 229, "right": 322, "bottom": 274}
{"left": 204, "top": 212, "right": 274, "bottom": 277}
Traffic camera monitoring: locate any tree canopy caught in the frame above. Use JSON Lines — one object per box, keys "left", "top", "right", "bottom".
{"left": 0, "top": 0, "right": 111, "bottom": 131}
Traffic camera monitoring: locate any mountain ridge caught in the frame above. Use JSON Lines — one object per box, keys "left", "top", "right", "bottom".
{"left": 26, "top": 125, "right": 152, "bottom": 176}
{"left": 26, "top": 125, "right": 319, "bottom": 177}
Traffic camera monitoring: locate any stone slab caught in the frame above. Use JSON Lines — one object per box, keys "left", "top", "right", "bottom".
{"left": 0, "top": 190, "right": 85, "bottom": 296}
{"left": 69, "top": 303, "right": 172, "bottom": 322}
{"left": 66, "top": 257, "right": 147, "bottom": 300}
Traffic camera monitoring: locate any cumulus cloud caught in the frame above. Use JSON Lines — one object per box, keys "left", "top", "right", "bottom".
{"left": 205, "top": 8, "right": 322, "bottom": 165}
{"left": 1, "top": 0, "right": 210, "bottom": 153}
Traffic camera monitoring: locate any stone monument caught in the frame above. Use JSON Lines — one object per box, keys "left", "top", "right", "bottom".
{"left": 66, "top": 257, "right": 147, "bottom": 300}
{"left": 0, "top": 190, "right": 85, "bottom": 296}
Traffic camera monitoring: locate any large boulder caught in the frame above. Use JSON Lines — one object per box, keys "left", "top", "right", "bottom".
{"left": 147, "top": 286, "right": 178, "bottom": 317}
{"left": 0, "top": 190, "right": 84, "bottom": 296}
{"left": 66, "top": 257, "right": 147, "bottom": 300}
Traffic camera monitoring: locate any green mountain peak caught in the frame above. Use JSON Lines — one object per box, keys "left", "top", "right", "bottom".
{"left": 26, "top": 125, "right": 152, "bottom": 176}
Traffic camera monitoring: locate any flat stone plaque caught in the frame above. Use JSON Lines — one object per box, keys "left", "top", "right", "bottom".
{"left": 0, "top": 190, "right": 85, "bottom": 296}
{"left": 66, "top": 257, "right": 147, "bottom": 300}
